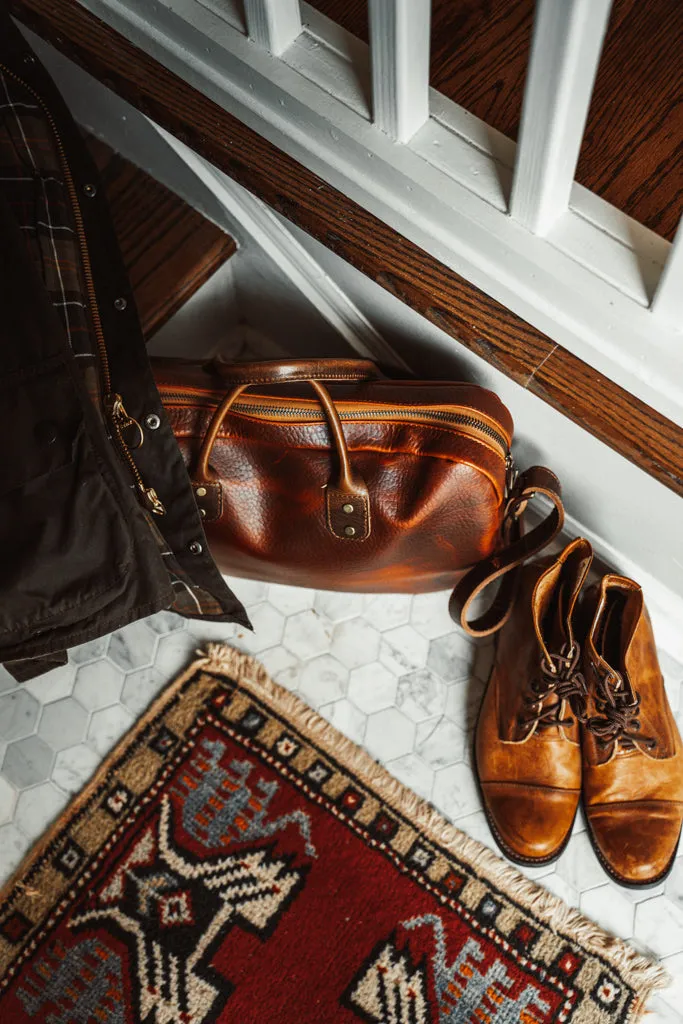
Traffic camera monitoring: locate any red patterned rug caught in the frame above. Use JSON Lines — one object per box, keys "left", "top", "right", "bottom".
{"left": 0, "top": 645, "right": 667, "bottom": 1023}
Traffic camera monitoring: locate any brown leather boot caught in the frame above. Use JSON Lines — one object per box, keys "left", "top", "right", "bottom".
{"left": 581, "top": 575, "right": 683, "bottom": 887}
{"left": 476, "top": 538, "right": 592, "bottom": 865}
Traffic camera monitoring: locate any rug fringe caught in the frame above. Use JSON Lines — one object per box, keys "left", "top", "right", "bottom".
{"left": 196, "top": 642, "right": 669, "bottom": 1003}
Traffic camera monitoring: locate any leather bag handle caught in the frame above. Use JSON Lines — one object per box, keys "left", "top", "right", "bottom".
{"left": 193, "top": 366, "right": 372, "bottom": 539}
{"left": 208, "top": 357, "right": 382, "bottom": 386}
{"left": 449, "top": 466, "right": 564, "bottom": 637}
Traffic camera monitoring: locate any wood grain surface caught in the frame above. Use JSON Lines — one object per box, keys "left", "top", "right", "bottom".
{"left": 87, "top": 136, "right": 237, "bottom": 339}
{"left": 9, "top": 0, "right": 683, "bottom": 499}
{"left": 310, "top": 0, "right": 682, "bottom": 241}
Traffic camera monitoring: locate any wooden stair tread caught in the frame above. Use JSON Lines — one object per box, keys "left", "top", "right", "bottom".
{"left": 87, "top": 135, "right": 237, "bottom": 339}
{"left": 309, "top": 0, "right": 682, "bottom": 243}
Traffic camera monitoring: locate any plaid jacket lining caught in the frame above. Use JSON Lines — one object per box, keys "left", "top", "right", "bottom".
{"left": 0, "top": 68, "right": 226, "bottom": 621}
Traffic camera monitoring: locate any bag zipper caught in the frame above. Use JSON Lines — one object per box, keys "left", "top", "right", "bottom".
{"left": 0, "top": 63, "right": 165, "bottom": 516}
{"left": 160, "top": 388, "right": 510, "bottom": 461}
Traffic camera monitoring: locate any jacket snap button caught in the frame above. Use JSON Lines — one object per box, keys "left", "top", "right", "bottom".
{"left": 342, "top": 503, "right": 354, "bottom": 514}
{"left": 114, "top": 297, "right": 128, "bottom": 311}
{"left": 189, "top": 541, "right": 203, "bottom": 555}
{"left": 35, "top": 421, "right": 57, "bottom": 446}
{"left": 344, "top": 525, "right": 356, "bottom": 537}
{"left": 83, "top": 183, "right": 97, "bottom": 198}
{"left": 145, "top": 413, "right": 161, "bottom": 430}
{"left": 195, "top": 486, "right": 207, "bottom": 498}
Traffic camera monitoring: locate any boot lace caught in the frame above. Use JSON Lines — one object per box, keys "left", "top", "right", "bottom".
{"left": 518, "top": 644, "right": 588, "bottom": 732}
{"left": 585, "top": 669, "right": 656, "bottom": 752}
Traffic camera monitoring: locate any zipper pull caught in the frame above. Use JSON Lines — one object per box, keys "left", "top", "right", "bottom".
{"left": 105, "top": 393, "right": 144, "bottom": 449}
{"left": 105, "top": 393, "right": 166, "bottom": 516}
{"left": 139, "top": 484, "right": 166, "bottom": 516}
{"left": 505, "top": 453, "right": 518, "bottom": 496}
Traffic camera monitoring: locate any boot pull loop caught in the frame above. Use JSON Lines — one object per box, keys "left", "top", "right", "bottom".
{"left": 449, "top": 466, "right": 564, "bottom": 637}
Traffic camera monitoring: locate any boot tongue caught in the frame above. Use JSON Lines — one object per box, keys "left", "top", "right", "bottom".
{"left": 532, "top": 562, "right": 566, "bottom": 662}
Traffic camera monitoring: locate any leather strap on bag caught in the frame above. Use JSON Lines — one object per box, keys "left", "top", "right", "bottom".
{"left": 450, "top": 466, "right": 564, "bottom": 637}
{"left": 193, "top": 359, "right": 378, "bottom": 539}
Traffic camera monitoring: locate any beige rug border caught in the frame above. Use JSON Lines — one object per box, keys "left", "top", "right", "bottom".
{"left": 0, "top": 642, "right": 669, "bottom": 1012}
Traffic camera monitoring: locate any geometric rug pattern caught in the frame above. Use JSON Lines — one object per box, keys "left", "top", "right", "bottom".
{"left": 0, "top": 645, "right": 667, "bottom": 1022}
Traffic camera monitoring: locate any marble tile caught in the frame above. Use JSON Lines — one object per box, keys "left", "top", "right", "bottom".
{"left": 362, "top": 594, "right": 412, "bottom": 632}
{"left": 52, "top": 744, "right": 101, "bottom": 794}
{"left": 313, "top": 591, "right": 364, "bottom": 623}
{"left": 556, "top": 831, "right": 608, "bottom": 894}
{"left": 2, "top": 736, "right": 53, "bottom": 789}
{"left": 24, "top": 663, "right": 76, "bottom": 703}
{"left": 0, "top": 823, "right": 30, "bottom": 878}
{"left": 0, "top": 775, "right": 17, "bottom": 826}
{"left": 427, "top": 633, "right": 475, "bottom": 682}
{"left": 331, "top": 619, "right": 381, "bottom": 669}
{"left": 380, "top": 625, "right": 429, "bottom": 673}
{"left": 15, "top": 782, "right": 68, "bottom": 836}
{"left": 143, "top": 610, "right": 185, "bottom": 635}
{"left": 579, "top": 883, "right": 635, "bottom": 939}
{"left": 258, "top": 647, "right": 302, "bottom": 692}
{"left": 107, "top": 620, "right": 158, "bottom": 672}
{"left": 348, "top": 662, "right": 398, "bottom": 714}
{"left": 432, "top": 762, "right": 481, "bottom": 821}
{"left": 365, "top": 707, "right": 416, "bottom": 762}
{"left": 283, "top": 609, "right": 334, "bottom": 660}
{"left": 415, "top": 716, "right": 467, "bottom": 768}
{"left": 69, "top": 636, "right": 109, "bottom": 664}
{"left": 410, "top": 591, "right": 455, "bottom": 640}
{"left": 226, "top": 577, "right": 267, "bottom": 608}
{"left": 267, "top": 583, "right": 315, "bottom": 616}
{"left": 396, "top": 668, "right": 448, "bottom": 722}
{"left": 87, "top": 704, "right": 135, "bottom": 757}
{"left": 238, "top": 603, "right": 285, "bottom": 654}
{"left": 319, "top": 697, "right": 367, "bottom": 745}
{"left": 635, "top": 897, "right": 683, "bottom": 959}
{"left": 385, "top": 753, "right": 434, "bottom": 800}
{"left": 0, "top": 690, "right": 39, "bottom": 742}
{"left": 37, "top": 698, "right": 89, "bottom": 752}
{"left": 120, "top": 666, "right": 167, "bottom": 716}
{"left": 298, "top": 655, "right": 348, "bottom": 708}
{"left": 73, "top": 661, "right": 125, "bottom": 711}
{"left": 0, "top": 665, "right": 18, "bottom": 695}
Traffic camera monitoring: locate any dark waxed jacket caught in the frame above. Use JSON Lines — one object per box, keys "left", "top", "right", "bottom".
{"left": 0, "top": 8, "right": 248, "bottom": 680}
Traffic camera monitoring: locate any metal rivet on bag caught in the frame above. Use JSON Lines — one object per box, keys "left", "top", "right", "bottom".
{"left": 199, "top": 508, "right": 207, "bottom": 517}
{"left": 189, "top": 540, "right": 203, "bottom": 555}
{"left": 114, "top": 296, "right": 128, "bottom": 311}
{"left": 196, "top": 486, "right": 207, "bottom": 497}
{"left": 145, "top": 413, "right": 161, "bottom": 430}
{"left": 342, "top": 503, "right": 354, "bottom": 514}
{"left": 83, "top": 183, "right": 97, "bottom": 198}
{"left": 344, "top": 525, "right": 356, "bottom": 537}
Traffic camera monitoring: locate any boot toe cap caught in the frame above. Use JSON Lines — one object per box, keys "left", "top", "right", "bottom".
{"left": 482, "top": 782, "right": 579, "bottom": 864}
{"left": 587, "top": 802, "right": 683, "bottom": 886}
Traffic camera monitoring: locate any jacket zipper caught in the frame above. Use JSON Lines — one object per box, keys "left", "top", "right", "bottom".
{"left": 160, "top": 389, "right": 510, "bottom": 461}
{"left": 0, "top": 64, "right": 165, "bottom": 516}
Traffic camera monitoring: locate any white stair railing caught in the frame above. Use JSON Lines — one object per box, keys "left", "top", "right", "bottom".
{"left": 73, "top": 0, "right": 683, "bottom": 423}
{"left": 652, "top": 222, "right": 683, "bottom": 327}
{"left": 509, "top": 0, "right": 613, "bottom": 235}
{"left": 368, "top": 0, "right": 432, "bottom": 143}
{"left": 243, "top": 0, "right": 302, "bottom": 56}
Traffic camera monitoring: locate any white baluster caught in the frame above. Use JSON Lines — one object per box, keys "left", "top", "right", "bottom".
{"left": 510, "top": 0, "right": 613, "bottom": 235}
{"left": 243, "top": 0, "right": 302, "bottom": 56}
{"left": 368, "top": 0, "right": 432, "bottom": 143}
{"left": 652, "top": 222, "right": 683, "bottom": 327}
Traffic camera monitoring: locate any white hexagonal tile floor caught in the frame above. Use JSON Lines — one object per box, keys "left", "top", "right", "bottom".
{"left": 0, "top": 579, "right": 681, "bottom": 1021}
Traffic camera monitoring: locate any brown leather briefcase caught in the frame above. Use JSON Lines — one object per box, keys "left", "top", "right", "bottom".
{"left": 152, "top": 357, "right": 564, "bottom": 635}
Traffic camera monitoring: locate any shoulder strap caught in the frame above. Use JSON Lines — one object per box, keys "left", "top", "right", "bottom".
{"left": 449, "top": 466, "right": 564, "bottom": 637}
